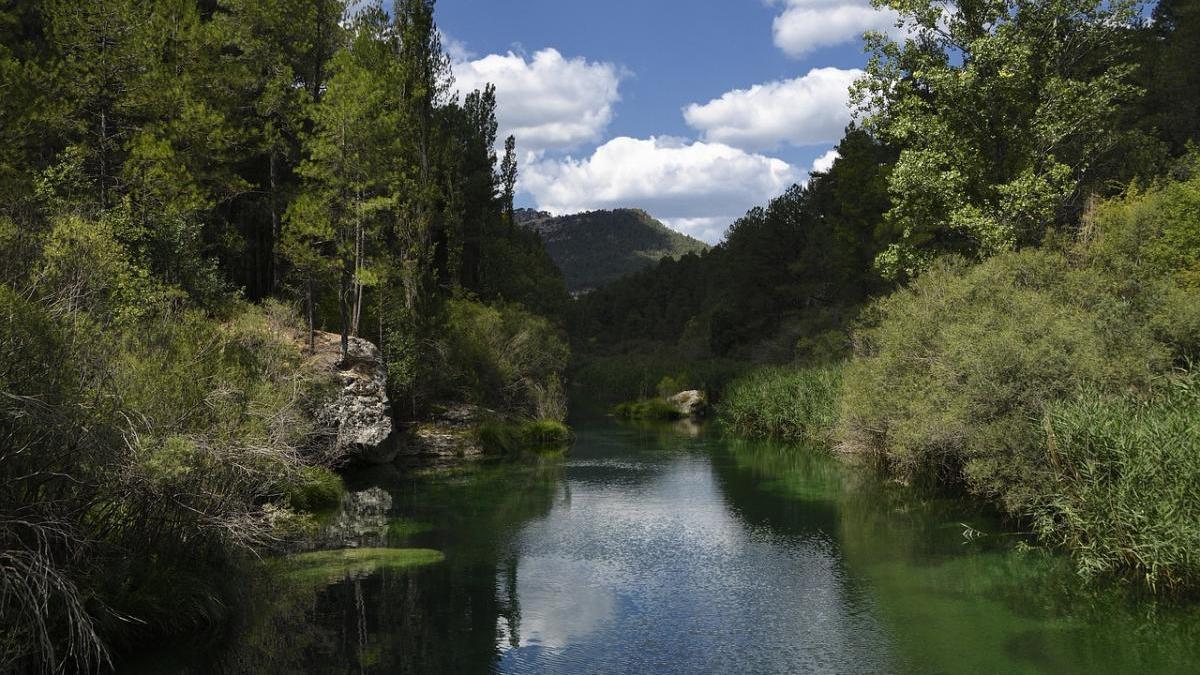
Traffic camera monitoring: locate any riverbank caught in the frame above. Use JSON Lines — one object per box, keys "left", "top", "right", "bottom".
{"left": 114, "top": 414, "right": 1200, "bottom": 674}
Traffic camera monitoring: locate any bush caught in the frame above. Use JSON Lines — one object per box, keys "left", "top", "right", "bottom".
{"left": 719, "top": 364, "right": 842, "bottom": 441}
{"left": 612, "top": 398, "right": 683, "bottom": 420}
{"left": 476, "top": 419, "right": 573, "bottom": 454}
{"left": 0, "top": 219, "right": 341, "bottom": 670}
{"left": 1035, "top": 372, "right": 1200, "bottom": 591}
{"left": 284, "top": 466, "right": 345, "bottom": 512}
{"left": 440, "top": 298, "right": 570, "bottom": 421}
{"left": 836, "top": 171, "right": 1200, "bottom": 589}
{"left": 838, "top": 249, "right": 1167, "bottom": 507}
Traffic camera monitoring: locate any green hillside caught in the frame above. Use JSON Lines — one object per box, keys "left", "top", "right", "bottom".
{"left": 516, "top": 208, "right": 710, "bottom": 293}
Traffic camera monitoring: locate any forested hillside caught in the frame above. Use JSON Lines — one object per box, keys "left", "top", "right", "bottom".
{"left": 515, "top": 208, "right": 709, "bottom": 293}
{"left": 0, "top": 1, "right": 568, "bottom": 671}
{"left": 575, "top": 0, "right": 1198, "bottom": 365}
{"left": 583, "top": 0, "right": 1200, "bottom": 593}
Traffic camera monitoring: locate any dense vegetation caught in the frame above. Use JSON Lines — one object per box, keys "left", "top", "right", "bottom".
{"left": 516, "top": 208, "right": 709, "bottom": 293}
{"left": 576, "top": 0, "right": 1200, "bottom": 591}
{"left": 0, "top": 0, "right": 569, "bottom": 671}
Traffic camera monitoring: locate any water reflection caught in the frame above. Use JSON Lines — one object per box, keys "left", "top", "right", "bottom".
{"left": 118, "top": 418, "right": 1200, "bottom": 675}
{"left": 712, "top": 435, "right": 1200, "bottom": 675}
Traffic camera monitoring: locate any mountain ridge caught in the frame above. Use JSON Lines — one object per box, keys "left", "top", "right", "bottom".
{"left": 515, "top": 208, "right": 710, "bottom": 293}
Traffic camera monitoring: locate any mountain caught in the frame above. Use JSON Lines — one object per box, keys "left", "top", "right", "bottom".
{"left": 514, "top": 208, "right": 710, "bottom": 293}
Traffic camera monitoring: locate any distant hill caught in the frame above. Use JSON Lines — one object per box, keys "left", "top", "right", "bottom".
{"left": 514, "top": 208, "right": 710, "bottom": 293}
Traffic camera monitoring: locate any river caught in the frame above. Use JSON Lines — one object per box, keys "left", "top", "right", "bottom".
{"left": 121, "top": 415, "right": 1200, "bottom": 674}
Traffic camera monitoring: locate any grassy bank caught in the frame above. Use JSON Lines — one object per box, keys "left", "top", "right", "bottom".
{"left": 718, "top": 365, "right": 842, "bottom": 442}
{"left": 712, "top": 169, "right": 1200, "bottom": 591}
{"left": 0, "top": 217, "right": 353, "bottom": 670}
{"left": 477, "top": 419, "right": 573, "bottom": 454}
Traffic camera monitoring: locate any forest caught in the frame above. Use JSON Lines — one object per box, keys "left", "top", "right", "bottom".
{"left": 3, "top": 0, "right": 1200, "bottom": 671}
{"left": 0, "top": 0, "right": 569, "bottom": 671}
{"left": 580, "top": 0, "right": 1200, "bottom": 591}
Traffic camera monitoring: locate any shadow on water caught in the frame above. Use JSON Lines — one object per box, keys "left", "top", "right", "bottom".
{"left": 118, "top": 414, "right": 1200, "bottom": 674}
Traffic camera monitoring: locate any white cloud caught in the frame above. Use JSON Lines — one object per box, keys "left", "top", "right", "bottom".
{"left": 770, "top": 0, "right": 902, "bottom": 57}
{"left": 683, "top": 67, "right": 861, "bottom": 151}
{"left": 439, "top": 30, "right": 475, "bottom": 63}
{"left": 452, "top": 48, "right": 623, "bottom": 155}
{"left": 811, "top": 148, "right": 840, "bottom": 173}
{"left": 522, "top": 136, "right": 801, "bottom": 244}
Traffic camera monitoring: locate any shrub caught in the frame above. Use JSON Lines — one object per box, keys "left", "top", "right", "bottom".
{"left": 0, "top": 223, "right": 340, "bottom": 670}
{"left": 476, "top": 418, "right": 573, "bottom": 454}
{"left": 284, "top": 466, "right": 346, "bottom": 512}
{"left": 1035, "top": 372, "right": 1200, "bottom": 591}
{"left": 440, "top": 298, "right": 570, "bottom": 421}
{"left": 719, "top": 364, "right": 842, "bottom": 442}
{"left": 838, "top": 249, "right": 1166, "bottom": 507}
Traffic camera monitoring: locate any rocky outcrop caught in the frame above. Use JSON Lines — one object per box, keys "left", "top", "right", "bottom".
{"left": 396, "top": 402, "right": 492, "bottom": 467}
{"left": 310, "top": 331, "right": 396, "bottom": 464}
{"left": 668, "top": 390, "right": 708, "bottom": 419}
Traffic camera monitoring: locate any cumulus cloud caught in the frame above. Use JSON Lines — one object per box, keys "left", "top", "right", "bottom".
{"left": 522, "top": 136, "right": 801, "bottom": 243}
{"left": 811, "top": 148, "right": 840, "bottom": 173}
{"left": 452, "top": 48, "right": 623, "bottom": 155}
{"left": 770, "top": 0, "right": 902, "bottom": 57}
{"left": 683, "top": 67, "right": 861, "bottom": 151}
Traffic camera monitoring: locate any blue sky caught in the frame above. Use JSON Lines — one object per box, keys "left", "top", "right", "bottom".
{"left": 433, "top": 0, "right": 901, "bottom": 242}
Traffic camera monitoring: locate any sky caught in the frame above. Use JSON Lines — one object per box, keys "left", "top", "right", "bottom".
{"left": 432, "top": 0, "right": 902, "bottom": 243}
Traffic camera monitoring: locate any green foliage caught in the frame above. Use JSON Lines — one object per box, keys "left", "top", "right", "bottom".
{"left": 836, "top": 171, "right": 1200, "bottom": 588}
{"left": 284, "top": 466, "right": 346, "bottom": 513}
{"left": 517, "top": 208, "right": 709, "bottom": 293}
{"left": 612, "top": 398, "right": 683, "bottom": 421}
{"left": 1083, "top": 157, "right": 1200, "bottom": 289}
{"left": 476, "top": 419, "right": 573, "bottom": 455}
{"left": 571, "top": 352, "right": 749, "bottom": 404}
{"left": 0, "top": 230, "right": 340, "bottom": 670}
{"left": 440, "top": 298, "right": 570, "bottom": 421}
{"left": 855, "top": 0, "right": 1151, "bottom": 277}
{"left": 1036, "top": 372, "right": 1200, "bottom": 591}
{"left": 838, "top": 249, "right": 1166, "bottom": 502}
{"left": 718, "top": 365, "right": 842, "bottom": 442}
{"left": 280, "top": 548, "right": 445, "bottom": 586}
{"left": 571, "top": 127, "right": 895, "bottom": 358}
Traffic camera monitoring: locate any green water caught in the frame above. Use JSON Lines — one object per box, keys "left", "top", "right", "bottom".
{"left": 121, "top": 417, "right": 1200, "bottom": 674}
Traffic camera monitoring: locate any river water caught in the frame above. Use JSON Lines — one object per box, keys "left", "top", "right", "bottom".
{"left": 124, "top": 416, "right": 1200, "bottom": 674}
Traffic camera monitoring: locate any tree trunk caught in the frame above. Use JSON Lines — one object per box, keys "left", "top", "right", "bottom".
{"left": 270, "top": 150, "right": 281, "bottom": 293}
{"left": 339, "top": 265, "right": 351, "bottom": 362}
{"left": 306, "top": 277, "right": 315, "bottom": 353}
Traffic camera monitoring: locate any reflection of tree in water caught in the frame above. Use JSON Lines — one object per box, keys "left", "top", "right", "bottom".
{"left": 130, "top": 455, "right": 565, "bottom": 674}
{"left": 712, "top": 435, "right": 1200, "bottom": 675}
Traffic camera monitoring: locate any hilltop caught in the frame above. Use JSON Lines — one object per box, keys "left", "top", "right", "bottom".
{"left": 515, "top": 208, "right": 710, "bottom": 293}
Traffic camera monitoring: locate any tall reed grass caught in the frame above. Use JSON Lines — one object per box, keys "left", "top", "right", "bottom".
{"left": 718, "top": 364, "right": 843, "bottom": 442}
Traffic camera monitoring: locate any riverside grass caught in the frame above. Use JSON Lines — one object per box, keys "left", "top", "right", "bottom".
{"left": 718, "top": 364, "right": 843, "bottom": 442}
{"left": 1035, "top": 372, "right": 1200, "bottom": 592}
{"left": 476, "top": 419, "right": 573, "bottom": 455}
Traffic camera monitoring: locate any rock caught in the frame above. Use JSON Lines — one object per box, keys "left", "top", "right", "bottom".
{"left": 668, "top": 390, "right": 708, "bottom": 419}
{"left": 397, "top": 402, "right": 492, "bottom": 467}
{"left": 310, "top": 331, "right": 396, "bottom": 464}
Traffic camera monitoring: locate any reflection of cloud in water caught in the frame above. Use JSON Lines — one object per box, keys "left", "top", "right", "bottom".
{"left": 497, "top": 556, "right": 616, "bottom": 652}
{"left": 494, "top": 452, "right": 892, "bottom": 673}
